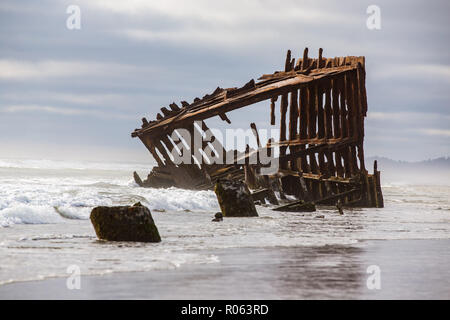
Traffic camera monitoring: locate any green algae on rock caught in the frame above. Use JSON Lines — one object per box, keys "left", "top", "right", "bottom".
{"left": 214, "top": 179, "right": 258, "bottom": 217}
{"left": 90, "top": 202, "right": 161, "bottom": 242}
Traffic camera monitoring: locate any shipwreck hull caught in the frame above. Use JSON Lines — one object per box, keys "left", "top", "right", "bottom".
{"left": 132, "top": 48, "right": 384, "bottom": 208}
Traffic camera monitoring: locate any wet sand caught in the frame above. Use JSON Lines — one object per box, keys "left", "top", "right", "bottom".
{"left": 1, "top": 239, "right": 449, "bottom": 299}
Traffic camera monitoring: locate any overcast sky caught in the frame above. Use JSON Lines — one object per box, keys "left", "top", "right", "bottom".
{"left": 0, "top": 0, "right": 449, "bottom": 163}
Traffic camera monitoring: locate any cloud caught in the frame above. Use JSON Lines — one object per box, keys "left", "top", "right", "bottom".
{"left": 0, "top": 59, "right": 159, "bottom": 81}
{"left": 0, "top": 104, "right": 134, "bottom": 119}
{"left": 0, "top": 92, "right": 145, "bottom": 110}
{"left": 87, "top": 0, "right": 359, "bottom": 48}
{"left": 420, "top": 129, "right": 450, "bottom": 137}
{"left": 371, "top": 63, "right": 450, "bottom": 82}
{"left": 367, "top": 111, "right": 450, "bottom": 122}
{"left": 85, "top": 0, "right": 357, "bottom": 24}
{"left": 0, "top": 0, "right": 449, "bottom": 161}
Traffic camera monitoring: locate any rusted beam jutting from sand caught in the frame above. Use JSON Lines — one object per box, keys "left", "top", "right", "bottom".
{"left": 197, "top": 122, "right": 211, "bottom": 164}
{"left": 358, "top": 61, "right": 368, "bottom": 115}
{"left": 347, "top": 72, "right": 357, "bottom": 139}
{"left": 340, "top": 74, "right": 348, "bottom": 139}
{"left": 308, "top": 84, "right": 317, "bottom": 139}
{"left": 141, "top": 137, "right": 165, "bottom": 167}
{"left": 357, "top": 142, "right": 366, "bottom": 173}
{"left": 268, "top": 136, "right": 361, "bottom": 148}
{"left": 351, "top": 71, "right": 362, "bottom": 172}
{"left": 302, "top": 47, "right": 309, "bottom": 70}
{"left": 331, "top": 78, "right": 341, "bottom": 139}
{"left": 317, "top": 83, "right": 325, "bottom": 139}
{"left": 288, "top": 89, "right": 299, "bottom": 171}
{"left": 161, "top": 135, "right": 180, "bottom": 166}
{"left": 355, "top": 63, "right": 367, "bottom": 173}
{"left": 374, "top": 160, "right": 384, "bottom": 208}
{"left": 250, "top": 122, "right": 262, "bottom": 149}
{"left": 341, "top": 74, "right": 354, "bottom": 178}
{"left": 298, "top": 86, "right": 309, "bottom": 173}
{"left": 270, "top": 96, "right": 277, "bottom": 125}
{"left": 267, "top": 138, "right": 357, "bottom": 172}
{"left": 285, "top": 49, "right": 292, "bottom": 73}
{"left": 279, "top": 93, "right": 289, "bottom": 169}
{"left": 309, "top": 150, "right": 320, "bottom": 175}
{"left": 279, "top": 50, "right": 294, "bottom": 170}
{"left": 169, "top": 102, "right": 181, "bottom": 112}
{"left": 219, "top": 112, "right": 231, "bottom": 124}
{"left": 325, "top": 149, "right": 335, "bottom": 177}
{"left": 316, "top": 82, "right": 328, "bottom": 179}
{"left": 342, "top": 146, "right": 353, "bottom": 178}
{"left": 323, "top": 79, "right": 335, "bottom": 177}
{"left": 345, "top": 73, "right": 357, "bottom": 175}
{"left": 160, "top": 107, "right": 172, "bottom": 117}
{"left": 199, "top": 120, "right": 224, "bottom": 166}
{"left": 153, "top": 138, "right": 174, "bottom": 166}
{"left": 304, "top": 82, "right": 319, "bottom": 197}
{"left": 334, "top": 149, "right": 344, "bottom": 178}
{"left": 185, "top": 122, "right": 203, "bottom": 169}
{"left": 318, "top": 48, "right": 324, "bottom": 68}
{"left": 244, "top": 144, "right": 257, "bottom": 189}
{"left": 323, "top": 79, "right": 333, "bottom": 139}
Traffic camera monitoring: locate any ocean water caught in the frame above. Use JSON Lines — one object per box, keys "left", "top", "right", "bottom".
{"left": 0, "top": 158, "right": 449, "bottom": 287}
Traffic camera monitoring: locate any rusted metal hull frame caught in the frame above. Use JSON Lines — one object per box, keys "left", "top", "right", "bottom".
{"left": 132, "top": 48, "right": 383, "bottom": 208}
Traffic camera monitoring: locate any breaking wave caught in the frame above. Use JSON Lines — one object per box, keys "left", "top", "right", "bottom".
{"left": 0, "top": 159, "right": 220, "bottom": 226}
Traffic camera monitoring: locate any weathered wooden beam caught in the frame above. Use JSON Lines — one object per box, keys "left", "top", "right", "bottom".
{"left": 314, "top": 188, "right": 359, "bottom": 204}
{"left": 318, "top": 48, "right": 324, "bottom": 68}
{"left": 307, "top": 85, "right": 316, "bottom": 139}
{"left": 160, "top": 107, "right": 172, "bottom": 117}
{"left": 133, "top": 67, "right": 357, "bottom": 137}
{"left": 267, "top": 136, "right": 353, "bottom": 147}
{"left": 302, "top": 47, "right": 309, "bottom": 70}
{"left": 169, "top": 103, "right": 181, "bottom": 112}
{"left": 219, "top": 112, "right": 231, "bottom": 124}
{"left": 251, "top": 188, "right": 279, "bottom": 205}
{"left": 279, "top": 92, "right": 289, "bottom": 169}
{"left": 288, "top": 89, "right": 299, "bottom": 170}
{"left": 250, "top": 122, "right": 262, "bottom": 148}
{"left": 331, "top": 78, "right": 341, "bottom": 139}
{"left": 270, "top": 96, "right": 277, "bottom": 125}
{"left": 244, "top": 144, "right": 257, "bottom": 189}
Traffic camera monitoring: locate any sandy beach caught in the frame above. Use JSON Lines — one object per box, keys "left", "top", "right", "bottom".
{"left": 1, "top": 239, "right": 449, "bottom": 300}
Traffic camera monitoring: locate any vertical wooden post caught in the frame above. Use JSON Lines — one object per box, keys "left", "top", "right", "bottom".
{"left": 279, "top": 50, "right": 294, "bottom": 170}
{"left": 298, "top": 88, "right": 309, "bottom": 173}
{"left": 318, "top": 48, "right": 324, "bottom": 68}
{"left": 270, "top": 96, "right": 277, "bottom": 125}
{"left": 244, "top": 144, "right": 257, "bottom": 189}
{"left": 302, "top": 47, "right": 309, "bottom": 70}
{"left": 279, "top": 93, "right": 289, "bottom": 169}
{"left": 288, "top": 89, "right": 299, "bottom": 170}
{"left": 308, "top": 84, "right": 317, "bottom": 139}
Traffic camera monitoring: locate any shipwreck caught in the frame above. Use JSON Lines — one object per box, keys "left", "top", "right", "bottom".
{"left": 131, "top": 48, "right": 383, "bottom": 208}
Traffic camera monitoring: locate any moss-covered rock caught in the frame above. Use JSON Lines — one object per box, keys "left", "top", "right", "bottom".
{"left": 90, "top": 202, "right": 161, "bottom": 242}
{"left": 214, "top": 179, "right": 258, "bottom": 217}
